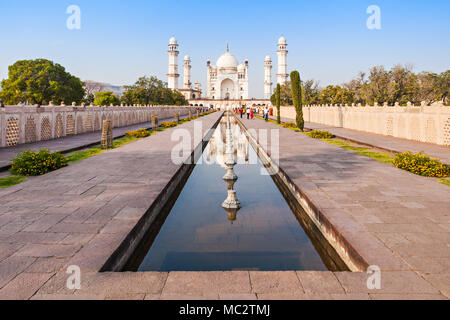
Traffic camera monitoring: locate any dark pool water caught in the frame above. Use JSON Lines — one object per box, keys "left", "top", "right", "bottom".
{"left": 128, "top": 118, "right": 341, "bottom": 272}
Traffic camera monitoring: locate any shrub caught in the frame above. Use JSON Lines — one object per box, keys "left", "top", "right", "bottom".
{"left": 393, "top": 152, "right": 450, "bottom": 178}
{"left": 11, "top": 149, "right": 68, "bottom": 176}
{"left": 160, "top": 121, "right": 178, "bottom": 128}
{"left": 125, "top": 128, "right": 151, "bottom": 138}
{"left": 306, "top": 130, "right": 334, "bottom": 139}
{"left": 282, "top": 122, "right": 297, "bottom": 129}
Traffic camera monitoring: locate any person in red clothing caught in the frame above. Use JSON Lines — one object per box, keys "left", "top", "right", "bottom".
{"left": 250, "top": 108, "right": 254, "bottom": 120}
{"left": 239, "top": 107, "right": 243, "bottom": 118}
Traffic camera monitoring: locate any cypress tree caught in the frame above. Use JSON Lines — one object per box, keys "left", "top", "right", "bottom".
{"left": 276, "top": 84, "right": 281, "bottom": 124}
{"left": 290, "top": 71, "right": 304, "bottom": 131}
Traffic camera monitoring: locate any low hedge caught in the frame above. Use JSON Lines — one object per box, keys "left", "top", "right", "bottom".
{"left": 393, "top": 152, "right": 450, "bottom": 178}
{"left": 160, "top": 121, "right": 178, "bottom": 128}
{"left": 305, "top": 130, "right": 334, "bottom": 139}
{"left": 125, "top": 128, "right": 151, "bottom": 138}
{"left": 282, "top": 122, "right": 297, "bottom": 129}
{"left": 10, "top": 149, "right": 68, "bottom": 176}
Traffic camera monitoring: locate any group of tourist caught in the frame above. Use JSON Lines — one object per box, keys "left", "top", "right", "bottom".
{"left": 237, "top": 105, "right": 270, "bottom": 121}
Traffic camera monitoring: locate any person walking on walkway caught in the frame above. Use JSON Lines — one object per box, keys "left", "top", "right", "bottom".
{"left": 250, "top": 108, "right": 254, "bottom": 120}
{"left": 239, "top": 107, "right": 243, "bottom": 118}
{"left": 246, "top": 107, "right": 251, "bottom": 120}
{"left": 264, "top": 107, "right": 269, "bottom": 121}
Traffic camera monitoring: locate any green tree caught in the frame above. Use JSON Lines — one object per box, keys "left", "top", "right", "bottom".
{"left": 271, "top": 82, "right": 292, "bottom": 106}
{"left": 276, "top": 84, "right": 281, "bottom": 124}
{"left": 94, "top": 92, "right": 120, "bottom": 106}
{"left": 291, "top": 71, "right": 304, "bottom": 131}
{"left": 302, "top": 80, "right": 320, "bottom": 105}
{"left": 0, "top": 59, "right": 85, "bottom": 105}
{"left": 319, "top": 85, "right": 339, "bottom": 105}
{"left": 360, "top": 66, "right": 390, "bottom": 105}
{"left": 121, "top": 76, "right": 188, "bottom": 106}
{"left": 437, "top": 70, "right": 450, "bottom": 105}
{"left": 387, "top": 64, "right": 418, "bottom": 105}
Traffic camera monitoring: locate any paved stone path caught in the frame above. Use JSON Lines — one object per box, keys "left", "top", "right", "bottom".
{"left": 306, "top": 122, "right": 450, "bottom": 164}
{"left": 238, "top": 117, "right": 450, "bottom": 299}
{"left": 0, "top": 113, "right": 190, "bottom": 170}
{"left": 0, "top": 112, "right": 448, "bottom": 300}
{"left": 266, "top": 115, "right": 450, "bottom": 164}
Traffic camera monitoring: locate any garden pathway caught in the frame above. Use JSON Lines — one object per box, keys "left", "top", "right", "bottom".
{"left": 266, "top": 115, "right": 450, "bottom": 164}
{"left": 0, "top": 113, "right": 191, "bottom": 170}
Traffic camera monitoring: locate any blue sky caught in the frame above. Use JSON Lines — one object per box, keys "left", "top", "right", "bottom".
{"left": 0, "top": 0, "right": 449, "bottom": 98}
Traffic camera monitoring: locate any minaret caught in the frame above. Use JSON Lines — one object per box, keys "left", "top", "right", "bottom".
{"left": 277, "top": 36, "right": 288, "bottom": 85}
{"left": 183, "top": 55, "right": 191, "bottom": 89}
{"left": 264, "top": 55, "right": 273, "bottom": 99}
{"left": 167, "top": 36, "right": 179, "bottom": 90}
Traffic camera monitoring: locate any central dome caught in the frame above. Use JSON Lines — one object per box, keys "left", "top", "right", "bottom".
{"left": 216, "top": 52, "right": 238, "bottom": 69}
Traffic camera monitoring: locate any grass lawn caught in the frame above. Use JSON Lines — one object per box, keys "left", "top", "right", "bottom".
{"left": 0, "top": 175, "right": 27, "bottom": 188}
{"left": 321, "top": 139, "right": 352, "bottom": 147}
{"left": 67, "top": 146, "right": 105, "bottom": 164}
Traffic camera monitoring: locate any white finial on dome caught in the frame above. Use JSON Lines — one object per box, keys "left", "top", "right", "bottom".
{"left": 265, "top": 55, "right": 271, "bottom": 61}
{"left": 184, "top": 55, "right": 190, "bottom": 61}
{"left": 278, "top": 36, "right": 287, "bottom": 45}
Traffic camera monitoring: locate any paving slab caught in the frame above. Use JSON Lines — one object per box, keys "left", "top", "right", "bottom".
{"left": 249, "top": 271, "right": 304, "bottom": 294}
{"left": 162, "top": 271, "right": 252, "bottom": 295}
{"left": 0, "top": 272, "right": 53, "bottom": 300}
{"left": 334, "top": 271, "right": 439, "bottom": 294}
{"left": 296, "top": 271, "right": 345, "bottom": 294}
{"left": 369, "top": 293, "right": 448, "bottom": 300}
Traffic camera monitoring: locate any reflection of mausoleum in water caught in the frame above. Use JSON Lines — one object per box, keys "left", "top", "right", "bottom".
{"left": 205, "top": 117, "right": 249, "bottom": 167}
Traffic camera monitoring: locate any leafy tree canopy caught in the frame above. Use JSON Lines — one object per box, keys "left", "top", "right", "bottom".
{"left": 94, "top": 91, "right": 120, "bottom": 106}
{"left": 0, "top": 59, "right": 85, "bottom": 105}
{"left": 270, "top": 65, "right": 449, "bottom": 106}
{"left": 121, "top": 76, "right": 187, "bottom": 106}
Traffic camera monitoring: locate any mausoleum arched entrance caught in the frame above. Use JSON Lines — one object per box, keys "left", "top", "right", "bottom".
{"left": 221, "top": 78, "right": 235, "bottom": 100}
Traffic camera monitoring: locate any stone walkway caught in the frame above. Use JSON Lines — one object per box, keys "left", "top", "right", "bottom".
{"left": 0, "top": 113, "right": 221, "bottom": 300}
{"left": 0, "top": 112, "right": 448, "bottom": 300}
{"left": 238, "top": 117, "right": 450, "bottom": 300}
{"left": 0, "top": 114, "right": 190, "bottom": 170}
{"left": 266, "top": 115, "right": 450, "bottom": 164}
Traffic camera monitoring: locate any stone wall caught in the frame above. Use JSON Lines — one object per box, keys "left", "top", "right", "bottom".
{"left": 274, "top": 103, "right": 450, "bottom": 146}
{"left": 189, "top": 99, "right": 271, "bottom": 109}
{"left": 0, "top": 105, "right": 196, "bottom": 147}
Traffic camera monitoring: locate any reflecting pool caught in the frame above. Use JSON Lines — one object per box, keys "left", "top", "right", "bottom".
{"left": 125, "top": 115, "right": 346, "bottom": 271}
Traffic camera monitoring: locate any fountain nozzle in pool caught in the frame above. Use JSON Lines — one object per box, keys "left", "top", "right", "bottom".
{"left": 222, "top": 111, "right": 242, "bottom": 211}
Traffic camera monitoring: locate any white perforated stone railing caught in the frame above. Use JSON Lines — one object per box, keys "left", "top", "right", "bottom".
{"left": 273, "top": 102, "right": 450, "bottom": 146}
{"left": 0, "top": 104, "right": 199, "bottom": 147}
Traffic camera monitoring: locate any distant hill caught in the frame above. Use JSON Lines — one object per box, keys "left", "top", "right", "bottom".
{"left": 83, "top": 80, "right": 125, "bottom": 97}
